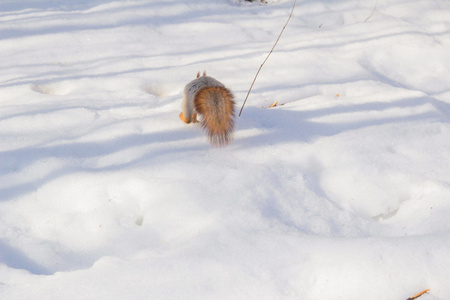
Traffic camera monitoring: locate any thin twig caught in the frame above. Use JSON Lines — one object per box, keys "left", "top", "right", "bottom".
{"left": 364, "top": 0, "right": 378, "bottom": 22}
{"left": 239, "top": 0, "right": 296, "bottom": 117}
{"left": 406, "top": 289, "right": 430, "bottom": 300}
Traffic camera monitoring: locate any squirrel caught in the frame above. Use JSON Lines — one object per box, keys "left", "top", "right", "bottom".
{"left": 179, "top": 71, "right": 236, "bottom": 147}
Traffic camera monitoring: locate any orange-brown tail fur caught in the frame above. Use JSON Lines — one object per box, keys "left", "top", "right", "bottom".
{"left": 194, "top": 86, "right": 235, "bottom": 147}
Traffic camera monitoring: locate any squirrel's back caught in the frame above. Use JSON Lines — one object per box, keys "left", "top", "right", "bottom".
{"left": 181, "top": 72, "right": 236, "bottom": 147}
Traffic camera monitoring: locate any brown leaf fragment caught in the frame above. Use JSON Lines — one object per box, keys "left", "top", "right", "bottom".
{"left": 268, "top": 100, "right": 278, "bottom": 108}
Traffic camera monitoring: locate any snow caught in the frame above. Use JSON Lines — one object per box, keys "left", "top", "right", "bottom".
{"left": 1, "top": 0, "right": 450, "bottom": 299}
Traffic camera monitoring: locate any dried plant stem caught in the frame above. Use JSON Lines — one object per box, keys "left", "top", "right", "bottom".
{"left": 364, "top": 0, "right": 378, "bottom": 22}
{"left": 407, "top": 289, "right": 430, "bottom": 300}
{"left": 239, "top": 0, "right": 296, "bottom": 117}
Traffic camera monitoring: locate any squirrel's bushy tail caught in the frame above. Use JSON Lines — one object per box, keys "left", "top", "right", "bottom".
{"left": 194, "top": 86, "right": 236, "bottom": 147}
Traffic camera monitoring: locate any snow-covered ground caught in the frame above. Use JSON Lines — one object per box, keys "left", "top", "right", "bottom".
{"left": 1, "top": 0, "right": 450, "bottom": 299}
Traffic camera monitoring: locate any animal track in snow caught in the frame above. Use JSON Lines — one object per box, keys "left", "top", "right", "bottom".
{"left": 30, "top": 82, "right": 73, "bottom": 96}
{"left": 142, "top": 82, "right": 179, "bottom": 98}
{"left": 134, "top": 215, "right": 144, "bottom": 226}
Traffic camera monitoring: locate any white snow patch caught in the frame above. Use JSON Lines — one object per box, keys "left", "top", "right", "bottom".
{"left": 1, "top": 0, "right": 450, "bottom": 299}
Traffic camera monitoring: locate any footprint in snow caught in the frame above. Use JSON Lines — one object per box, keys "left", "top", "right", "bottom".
{"left": 142, "top": 82, "right": 179, "bottom": 98}
{"left": 30, "top": 82, "right": 72, "bottom": 96}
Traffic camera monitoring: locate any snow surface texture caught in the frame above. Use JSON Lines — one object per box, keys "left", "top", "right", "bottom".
{"left": 1, "top": 0, "right": 450, "bottom": 299}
